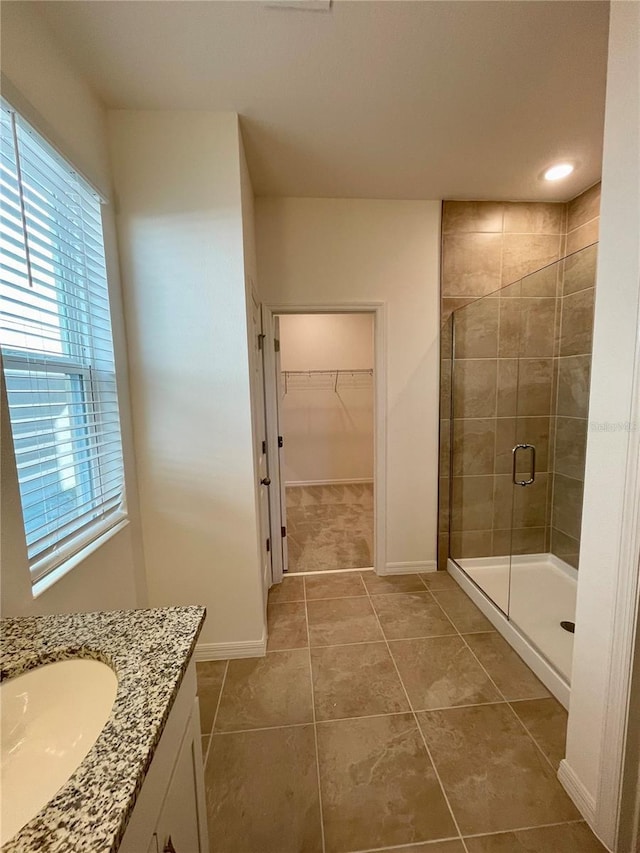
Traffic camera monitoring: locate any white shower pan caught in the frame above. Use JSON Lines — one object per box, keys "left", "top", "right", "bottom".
{"left": 448, "top": 553, "right": 577, "bottom": 709}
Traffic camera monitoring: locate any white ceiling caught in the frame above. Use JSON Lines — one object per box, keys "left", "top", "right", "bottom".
{"left": 34, "top": 0, "right": 609, "bottom": 201}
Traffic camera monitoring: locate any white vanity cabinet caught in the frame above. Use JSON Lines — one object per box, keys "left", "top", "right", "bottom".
{"left": 119, "top": 661, "right": 209, "bottom": 853}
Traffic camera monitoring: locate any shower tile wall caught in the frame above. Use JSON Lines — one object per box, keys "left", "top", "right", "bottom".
{"left": 438, "top": 186, "right": 601, "bottom": 570}
{"left": 548, "top": 185, "right": 600, "bottom": 569}
{"left": 439, "top": 200, "right": 565, "bottom": 568}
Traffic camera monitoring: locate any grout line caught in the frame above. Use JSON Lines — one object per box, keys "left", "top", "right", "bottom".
{"left": 203, "top": 659, "right": 229, "bottom": 769}
{"left": 210, "top": 703, "right": 551, "bottom": 739}
{"left": 266, "top": 630, "right": 466, "bottom": 654}
{"left": 426, "top": 588, "right": 565, "bottom": 779}
{"left": 307, "top": 593, "right": 370, "bottom": 601}
{"left": 461, "top": 817, "right": 587, "bottom": 839}
{"left": 506, "top": 699, "right": 565, "bottom": 776}
{"left": 303, "top": 577, "right": 327, "bottom": 853}
{"left": 362, "top": 582, "right": 471, "bottom": 853}
{"left": 212, "top": 720, "right": 314, "bottom": 736}
{"left": 344, "top": 835, "right": 464, "bottom": 853}
{"left": 288, "top": 566, "right": 374, "bottom": 577}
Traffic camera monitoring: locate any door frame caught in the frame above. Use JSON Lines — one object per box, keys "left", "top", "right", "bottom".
{"left": 262, "top": 302, "right": 386, "bottom": 584}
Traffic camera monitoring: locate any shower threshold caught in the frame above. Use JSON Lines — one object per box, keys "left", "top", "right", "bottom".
{"left": 447, "top": 553, "right": 577, "bottom": 709}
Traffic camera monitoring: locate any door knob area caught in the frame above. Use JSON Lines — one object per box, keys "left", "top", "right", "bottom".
{"left": 261, "top": 477, "right": 271, "bottom": 486}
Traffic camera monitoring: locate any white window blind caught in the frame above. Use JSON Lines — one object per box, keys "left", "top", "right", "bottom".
{"left": 0, "top": 101, "right": 127, "bottom": 583}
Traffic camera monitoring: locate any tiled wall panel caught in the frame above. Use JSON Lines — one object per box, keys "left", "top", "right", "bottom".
{"left": 438, "top": 185, "right": 601, "bottom": 571}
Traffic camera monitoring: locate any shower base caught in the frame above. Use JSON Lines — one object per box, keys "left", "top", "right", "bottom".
{"left": 447, "top": 554, "right": 577, "bottom": 709}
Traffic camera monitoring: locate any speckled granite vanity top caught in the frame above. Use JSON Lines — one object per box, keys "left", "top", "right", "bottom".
{"left": 0, "top": 606, "right": 206, "bottom": 853}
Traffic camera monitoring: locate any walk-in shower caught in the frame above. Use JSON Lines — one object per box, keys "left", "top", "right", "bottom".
{"left": 443, "top": 242, "right": 597, "bottom": 706}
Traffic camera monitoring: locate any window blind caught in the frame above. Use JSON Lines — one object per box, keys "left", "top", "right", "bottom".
{"left": 0, "top": 101, "right": 127, "bottom": 583}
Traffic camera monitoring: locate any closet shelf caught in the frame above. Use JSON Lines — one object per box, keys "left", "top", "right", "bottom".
{"left": 281, "top": 369, "right": 373, "bottom": 394}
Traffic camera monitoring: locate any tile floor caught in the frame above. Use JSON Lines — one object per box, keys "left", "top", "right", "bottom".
{"left": 286, "top": 484, "right": 374, "bottom": 572}
{"left": 198, "top": 570, "right": 607, "bottom": 853}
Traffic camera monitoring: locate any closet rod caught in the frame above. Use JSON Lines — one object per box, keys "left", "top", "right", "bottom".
{"left": 281, "top": 368, "right": 373, "bottom": 396}
{"left": 281, "top": 369, "right": 373, "bottom": 375}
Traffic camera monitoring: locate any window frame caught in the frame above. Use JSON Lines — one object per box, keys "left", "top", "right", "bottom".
{"left": 0, "top": 98, "right": 129, "bottom": 588}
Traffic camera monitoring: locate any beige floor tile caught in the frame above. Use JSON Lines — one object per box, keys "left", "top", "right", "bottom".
{"left": 430, "top": 589, "right": 494, "bottom": 633}
{"left": 311, "top": 642, "right": 409, "bottom": 720}
{"left": 464, "top": 821, "right": 607, "bottom": 852}
{"left": 420, "top": 571, "right": 459, "bottom": 591}
{"left": 464, "top": 633, "right": 550, "bottom": 700}
{"left": 510, "top": 696, "right": 568, "bottom": 768}
{"left": 307, "top": 597, "right": 383, "bottom": 646}
{"left": 389, "top": 636, "right": 501, "bottom": 710}
{"left": 267, "top": 601, "right": 308, "bottom": 650}
{"left": 417, "top": 704, "right": 579, "bottom": 834}
{"left": 305, "top": 572, "right": 367, "bottom": 600}
{"left": 214, "top": 650, "right": 313, "bottom": 732}
{"left": 196, "top": 660, "right": 227, "bottom": 734}
{"left": 268, "top": 576, "right": 305, "bottom": 603}
{"left": 362, "top": 572, "right": 426, "bottom": 594}
{"left": 317, "top": 714, "right": 456, "bottom": 852}
{"left": 371, "top": 592, "right": 457, "bottom": 640}
{"left": 207, "top": 725, "right": 322, "bottom": 853}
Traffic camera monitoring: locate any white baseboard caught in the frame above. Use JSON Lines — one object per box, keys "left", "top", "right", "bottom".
{"left": 195, "top": 636, "right": 266, "bottom": 661}
{"left": 383, "top": 560, "right": 437, "bottom": 575}
{"left": 286, "top": 478, "right": 373, "bottom": 487}
{"left": 558, "top": 760, "right": 597, "bottom": 825}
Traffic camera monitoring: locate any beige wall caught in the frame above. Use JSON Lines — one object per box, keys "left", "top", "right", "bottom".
{"left": 279, "top": 314, "right": 374, "bottom": 484}
{"left": 108, "top": 111, "right": 265, "bottom": 649}
{"left": 566, "top": 0, "right": 640, "bottom": 837}
{"left": 279, "top": 314, "right": 374, "bottom": 372}
{"left": 256, "top": 198, "right": 441, "bottom": 571}
{"left": 439, "top": 190, "right": 601, "bottom": 569}
{"left": 0, "top": 3, "right": 147, "bottom": 616}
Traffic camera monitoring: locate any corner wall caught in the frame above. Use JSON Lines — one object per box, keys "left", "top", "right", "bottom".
{"left": 564, "top": 1, "right": 640, "bottom": 842}
{"left": 256, "top": 198, "right": 441, "bottom": 572}
{"left": 108, "top": 111, "right": 265, "bottom": 649}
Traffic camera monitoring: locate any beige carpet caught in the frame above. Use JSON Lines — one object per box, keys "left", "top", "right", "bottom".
{"left": 285, "top": 483, "right": 374, "bottom": 573}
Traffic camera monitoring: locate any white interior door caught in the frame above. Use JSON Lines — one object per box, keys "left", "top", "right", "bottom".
{"left": 274, "top": 317, "right": 289, "bottom": 575}
{"left": 261, "top": 307, "right": 288, "bottom": 583}
{"left": 250, "top": 291, "right": 273, "bottom": 600}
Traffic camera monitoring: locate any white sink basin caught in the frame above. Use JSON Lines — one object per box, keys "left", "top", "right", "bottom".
{"left": 1, "top": 658, "right": 118, "bottom": 846}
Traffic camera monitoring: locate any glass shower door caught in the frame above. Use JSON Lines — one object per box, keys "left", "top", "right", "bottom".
{"left": 448, "top": 245, "right": 597, "bottom": 685}
{"left": 449, "top": 277, "right": 523, "bottom": 614}
{"left": 507, "top": 259, "right": 569, "bottom": 678}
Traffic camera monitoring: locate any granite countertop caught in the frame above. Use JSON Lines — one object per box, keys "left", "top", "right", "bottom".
{"left": 0, "top": 606, "right": 206, "bottom": 853}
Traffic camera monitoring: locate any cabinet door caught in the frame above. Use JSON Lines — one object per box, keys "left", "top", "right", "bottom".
{"left": 155, "top": 712, "right": 204, "bottom": 853}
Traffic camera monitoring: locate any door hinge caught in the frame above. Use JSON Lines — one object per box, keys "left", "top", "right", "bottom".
{"left": 257, "top": 333, "right": 265, "bottom": 350}
{"left": 262, "top": 440, "right": 267, "bottom": 454}
{"left": 281, "top": 526, "right": 287, "bottom": 538}
{"left": 274, "top": 338, "right": 280, "bottom": 353}
{"left": 278, "top": 435, "right": 283, "bottom": 448}
{"left": 266, "top": 537, "right": 270, "bottom": 552}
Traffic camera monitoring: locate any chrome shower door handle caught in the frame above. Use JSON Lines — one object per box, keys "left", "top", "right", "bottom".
{"left": 512, "top": 443, "right": 536, "bottom": 486}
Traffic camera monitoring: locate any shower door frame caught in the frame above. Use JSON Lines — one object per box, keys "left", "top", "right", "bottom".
{"left": 261, "top": 301, "right": 387, "bottom": 584}
{"left": 446, "top": 270, "right": 571, "bottom": 707}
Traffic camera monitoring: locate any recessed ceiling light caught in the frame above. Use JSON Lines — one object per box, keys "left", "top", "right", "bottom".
{"left": 544, "top": 163, "right": 574, "bottom": 181}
